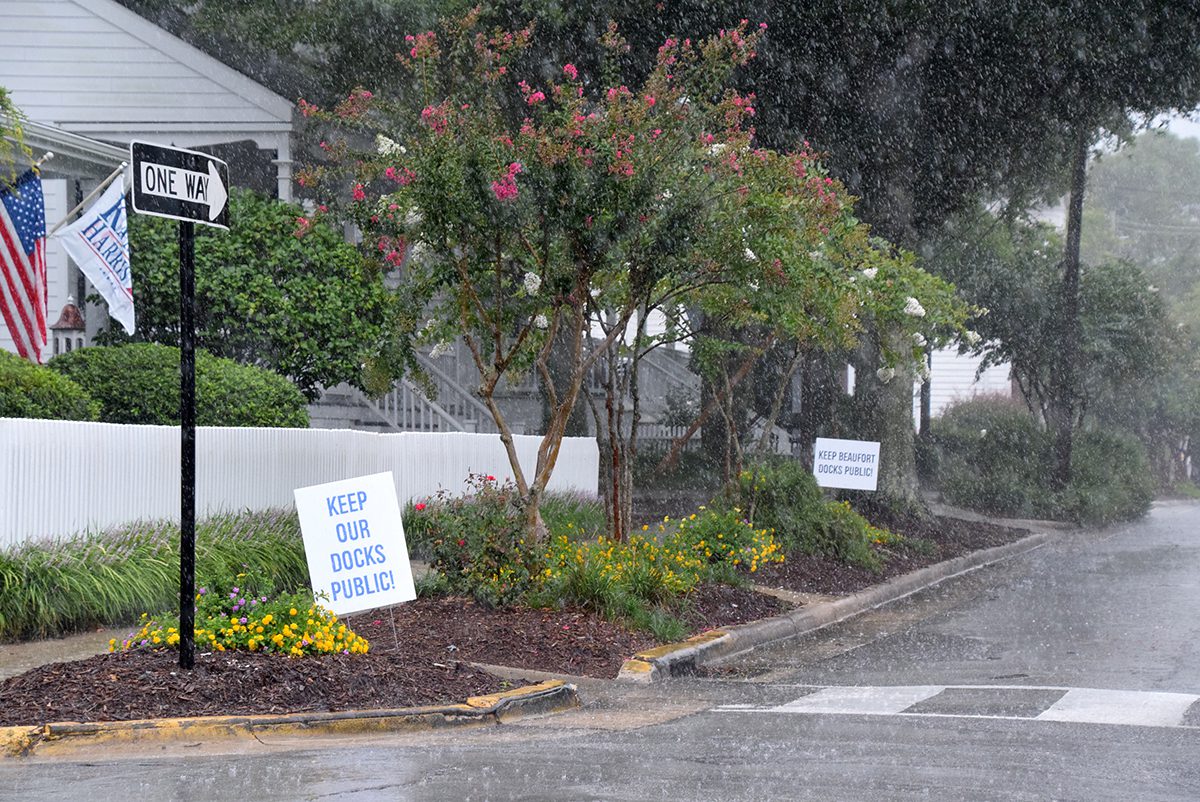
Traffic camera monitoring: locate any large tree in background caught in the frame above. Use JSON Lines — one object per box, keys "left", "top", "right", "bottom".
{"left": 114, "top": 0, "right": 1200, "bottom": 496}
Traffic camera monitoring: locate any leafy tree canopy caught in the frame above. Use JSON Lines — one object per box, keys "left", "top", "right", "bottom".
{"left": 96, "top": 189, "right": 399, "bottom": 400}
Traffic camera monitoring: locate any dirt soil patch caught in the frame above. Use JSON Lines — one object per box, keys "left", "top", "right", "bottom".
{"left": 0, "top": 583, "right": 785, "bottom": 726}
{"left": 0, "top": 512, "right": 1031, "bottom": 727}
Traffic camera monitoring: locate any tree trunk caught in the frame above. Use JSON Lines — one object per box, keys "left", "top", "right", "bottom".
{"left": 1048, "top": 128, "right": 1090, "bottom": 490}
{"left": 853, "top": 332, "right": 921, "bottom": 508}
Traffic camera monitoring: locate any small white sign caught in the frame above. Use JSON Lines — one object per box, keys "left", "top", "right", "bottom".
{"left": 293, "top": 471, "right": 417, "bottom": 615}
{"left": 813, "top": 437, "right": 881, "bottom": 491}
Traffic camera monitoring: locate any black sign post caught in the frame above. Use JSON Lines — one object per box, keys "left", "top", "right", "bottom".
{"left": 130, "top": 141, "right": 229, "bottom": 670}
{"left": 178, "top": 220, "right": 196, "bottom": 669}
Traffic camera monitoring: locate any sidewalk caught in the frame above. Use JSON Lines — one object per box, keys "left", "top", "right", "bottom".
{"left": 0, "top": 626, "right": 125, "bottom": 682}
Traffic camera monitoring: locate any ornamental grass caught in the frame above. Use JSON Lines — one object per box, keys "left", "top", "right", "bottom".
{"left": 0, "top": 509, "right": 308, "bottom": 642}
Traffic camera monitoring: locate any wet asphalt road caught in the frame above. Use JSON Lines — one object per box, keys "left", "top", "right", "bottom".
{"left": 3, "top": 501, "right": 1199, "bottom": 801}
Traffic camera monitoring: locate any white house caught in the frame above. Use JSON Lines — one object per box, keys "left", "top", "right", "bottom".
{"left": 1, "top": 0, "right": 296, "bottom": 355}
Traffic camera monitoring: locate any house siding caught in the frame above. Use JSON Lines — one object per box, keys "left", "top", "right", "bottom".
{"left": 0, "top": 0, "right": 285, "bottom": 131}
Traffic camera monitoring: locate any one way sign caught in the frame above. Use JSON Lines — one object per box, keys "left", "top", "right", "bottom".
{"left": 130, "top": 141, "right": 230, "bottom": 229}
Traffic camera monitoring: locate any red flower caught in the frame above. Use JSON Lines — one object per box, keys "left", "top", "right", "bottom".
{"left": 457, "top": 538, "right": 466, "bottom": 547}
{"left": 486, "top": 475, "right": 495, "bottom": 481}
{"left": 414, "top": 502, "right": 426, "bottom": 511}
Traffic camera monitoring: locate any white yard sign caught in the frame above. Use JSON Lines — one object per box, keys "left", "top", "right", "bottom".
{"left": 813, "top": 437, "right": 881, "bottom": 491}
{"left": 294, "top": 472, "right": 416, "bottom": 615}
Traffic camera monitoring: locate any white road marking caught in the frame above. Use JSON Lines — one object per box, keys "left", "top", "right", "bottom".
{"left": 1036, "top": 688, "right": 1199, "bottom": 728}
{"left": 770, "top": 685, "right": 945, "bottom": 715}
{"left": 715, "top": 685, "right": 1200, "bottom": 730}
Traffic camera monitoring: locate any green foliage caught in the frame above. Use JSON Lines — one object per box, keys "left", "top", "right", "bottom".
{"left": 727, "top": 460, "right": 885, "bottom": 570}
{"left": 102, "top": 189, "right": 399, "bottom": 400}
{"left": 113, "top": 565, "right": 368, "bottom": 657}
{"left": 1065, "top": 430, "right": 1156, "bottom": 526}
{"left": 0, "top": 86, "right": 32, "bottom": 186}
{"left": 0, "top": 509, "right": 308, "bottom": 642}
{"left": 307, "top": 14, "right": 968, "bottom": 537}
{"left": 931, "top": 397, "right": 1154, "bottom": 524}
{"left": 934, "top": 396, "right": 1051, "bottom": 519}
{"left": 539, "top": 492, "right": 607, "bottom": 539}
{"left": 413, "top": 474, "right": 542, "bottom": 608}
{"left": 49, "top": 343, "right": 309, "bottom": 427}
{"left": 0, "top": 349, "right": 99, "bottom": 421}
{"left": 932, "top": 211, "right": 1172, "bottom": 428}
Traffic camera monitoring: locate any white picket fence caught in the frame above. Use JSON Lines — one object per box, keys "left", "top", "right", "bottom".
{"left": 0, "top": 418, "right": 599, "bottom": 548}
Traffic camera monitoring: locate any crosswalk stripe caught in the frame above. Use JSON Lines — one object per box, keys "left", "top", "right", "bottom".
{"left": 1035, "top": 688, "right": 1199, "bottom": 728}
{"left": 772, "top": 685, "right": 945, "bottom": 715}
{"left": 715, "top": 685, "right": 1200, "bottom": 730}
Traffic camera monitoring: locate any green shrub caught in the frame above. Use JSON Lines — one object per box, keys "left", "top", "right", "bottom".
{"left": 48, "top": 343, "right": 309, "bottom": 427}
{"left": 932, "top": 396, "right": 1049, "bottom": 519}
{"left": 931, "top": 397, "right": 1154, "bottom": 524}
{"left": 413, "top": 474, "right": 542, "bottom": 607}
{"left": 0, "top": 349, "right": 98, "bottom": 421}
{"left": 727, "top": 459, "right": 884, "bottom": 570}
{"left": 0, "top": 508, "right": 308, "bottom": 642}
{"left": 1064, "top": 430, "right": 1155, "bottom": 524}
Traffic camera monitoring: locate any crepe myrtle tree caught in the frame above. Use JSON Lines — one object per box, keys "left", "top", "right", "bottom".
{"left": 302, "top": 13, "right": 964, "bottom": 539}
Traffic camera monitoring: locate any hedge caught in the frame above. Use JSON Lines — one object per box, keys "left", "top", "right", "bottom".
{"left": 49, "top": 343, "right": 309, "bottom": 427}
{"left": 0, "top": 349, "right": 99, "bottom": 421}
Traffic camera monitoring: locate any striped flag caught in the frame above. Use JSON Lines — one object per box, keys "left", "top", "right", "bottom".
{"left": 0, "top": 170, "right": 48, "bottom": 362}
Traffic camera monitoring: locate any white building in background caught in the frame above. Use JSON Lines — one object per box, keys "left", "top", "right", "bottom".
{"left": 915, "top": 348, "right": 1013, "bottom": 426}
{"left": 0, "top": 0, "right": 296, "bottom": 356}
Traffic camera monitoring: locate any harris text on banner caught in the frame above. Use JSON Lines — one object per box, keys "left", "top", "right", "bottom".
{"left": 52, "top": 176, "right": 134, "bottom": 335}
{"left": 0, "top": 170, "right": 47, "bottom": 362}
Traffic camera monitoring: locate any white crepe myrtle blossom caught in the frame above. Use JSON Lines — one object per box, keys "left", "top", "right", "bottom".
{"left": 861, "top": 267, "right": 878, "bottom": 279}
{"left": 744, "top": 247, "right": 758, "bottom": 262}
{"left": 917, "top": 360, "right": 930, "bottom": 382}
{"left": 875, "top": 366, "right": 895, "bottom": 383}
{"left": 964, "top": 330, "right": 982, "bottom": 346}
{"left": 912, "top": 332, "right": 927, "bottom": 347}
{"left": 533, "top": 314, "right": 549, "bottom": 330}
{"left": 430, "top": 341, "right": 454, "bottom": 358}
{"left": 375, "top": 134, "right": 406, "bottom": 156}
{"left": 523, "top": 272, "right": 541, "bottom": 295}
{"left": 904, "top": 297, "right": 926, "bottom": 317}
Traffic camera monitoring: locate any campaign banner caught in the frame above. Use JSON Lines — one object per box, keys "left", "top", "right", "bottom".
{"left": 294, "top": 471, "right": 417, "bottom": 615}
{"left": 52, "top": 176, "right": 134, "bottom": 335}
{"left": 813, "top": 437, "right": 881, "bottom": 491}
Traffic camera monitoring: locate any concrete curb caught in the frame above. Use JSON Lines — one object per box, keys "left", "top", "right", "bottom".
{"left": 617, "top": 530, "right": 1053, "bottom": 682}
{"left": 0, "top": 679, "right": 578, "bottom": 758}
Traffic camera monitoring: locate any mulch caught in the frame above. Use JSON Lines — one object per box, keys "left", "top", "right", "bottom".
{"left": 754, "top": 512, "right": 1030, "bottom": 595}
{"left": 0, "top": 511, "right": 1031, "bottom": 727}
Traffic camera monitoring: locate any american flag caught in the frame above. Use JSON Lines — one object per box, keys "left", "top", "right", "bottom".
{"left": 0, "top": 170, "right": 47, "bottom": 363}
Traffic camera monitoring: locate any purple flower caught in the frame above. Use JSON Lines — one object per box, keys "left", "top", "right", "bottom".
{"left": 198, "top": 588, "right": 207, "bottom": 596}
{"left": 239, "top": 617, "right": 248, "bottom": 625}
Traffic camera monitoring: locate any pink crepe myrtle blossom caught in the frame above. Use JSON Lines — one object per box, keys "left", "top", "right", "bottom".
{"left": 563, "top": 63, "right": 578, "bottom": 80}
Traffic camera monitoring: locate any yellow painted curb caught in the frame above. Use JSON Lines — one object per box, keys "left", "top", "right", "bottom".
{"left": 0, "top": 680, "right": 576, "bottom": 757}
{"left": 631, "top": 629, "right": 727, "bottom": 662}
{"left": 0, "top": 726, "right": 40, "bottom": 758}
